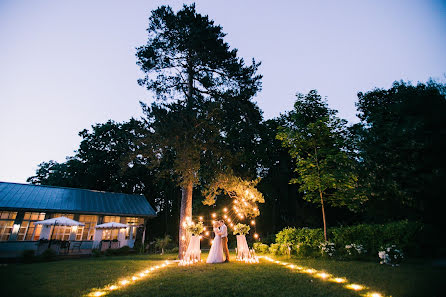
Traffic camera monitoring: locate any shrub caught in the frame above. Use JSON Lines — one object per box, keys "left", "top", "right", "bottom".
{"left": 253, "top": 242, "right": 269, "bottom": 254}
{"left": 167, "top": 247, "right": 179, "bottom": 254}
{"left": 378, "top": 245, "right": 404, "bottom": 266}
{"left": 92, "top": 249, "right": 102, "bottom": 257}
{"left": 22, "top": 250, "right": 36, "bottom": 264}
{"left": 344, "top": 243, "right": 367, "bottom": 260}
{"left": 276, "top": 227, "right": 324, "bottom": 248}
{"left": 41, "top": 248, "right": 57, "bottom": 261}
{"left": 319, "top": 242, "right": 336, "bottom": 258}
{"left": 275, "top": 220, "right": 427, "bottom": 258}
{"left": 296, "top": 244, "right": 318, "bottom": 258}
{"left": 269, "top": 243, "right": 280, "bottom": 255}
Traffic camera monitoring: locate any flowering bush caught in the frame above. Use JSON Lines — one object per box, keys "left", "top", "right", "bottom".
{"left": 378, "top": 245, "right": 404, "bottom": 266}
{"left": 345, "top": 243, "right": 367, "bottom": 256}
{"left": 319, "top": 241, "right": 336, "bottom": 257}
{"left": 186, "top": 221, "right": 204, "bottom": 236}
{"left": 233, "top": 223, "right": 250, "bottom": 235}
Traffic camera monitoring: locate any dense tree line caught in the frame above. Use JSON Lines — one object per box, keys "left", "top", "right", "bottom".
{"left": 28, "top": 5, "right": 446, "bottom": 245}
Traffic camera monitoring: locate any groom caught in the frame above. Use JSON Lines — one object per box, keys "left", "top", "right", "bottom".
{"left": 219, "top": 220, "right": 230, "bottom": 262}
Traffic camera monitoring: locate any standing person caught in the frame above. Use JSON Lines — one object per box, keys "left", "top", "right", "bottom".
{"left": 219, "top": 220, "right": 230, "bottom": 262}
{"left": 206, "top": 221, "right": 224, "bottom": 263}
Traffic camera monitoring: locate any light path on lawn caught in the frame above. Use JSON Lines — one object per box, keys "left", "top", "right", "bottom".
{"left": 85, "top": 256, "right": 386, "bottom": 297}
{"left": 260, "top": 256, "right": 385, "bottom": 297}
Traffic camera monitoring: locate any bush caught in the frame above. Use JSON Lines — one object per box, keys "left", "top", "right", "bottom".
{"left": 92, "top": 249, "right": 102, "bottom": 257}
{"left": 276, "top": 227, "right": 324, "bottom": 248}
{"left": 167, "top": 247, "right": 179, "bottom": 254}
{"left": 253, "top": 242, "right": 269, "bottom": 254}
{"left": 379, "top": 245, "right": 404, "bottom": 266}
{"left": 22, "top": 250, "right": 36, "bottom": 263}
{"left": 343, "top": 243, "right": 367, "bottom": 260}
{"left": 319, "top": 242, "right": 336, "bottom": 258}
{"left": 275, "top": 220, "right": 427, "bottom": 258}
{"left": 41, "top": 248, "right": 57, "bottom": 261}
{"left": 296, "top": 244, "right": 318, "bottom": 258}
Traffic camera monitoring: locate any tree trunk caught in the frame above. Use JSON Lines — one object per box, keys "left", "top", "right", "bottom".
{"left": 320, "top": 190, "right": 327, "bottom": 242}
{"left": 178, "top": 182, "right": 193, "bottom": 259}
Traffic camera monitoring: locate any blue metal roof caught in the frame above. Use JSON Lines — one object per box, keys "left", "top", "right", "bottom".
{"left": 0, "top": 182, "right": 156, "bottom": 217}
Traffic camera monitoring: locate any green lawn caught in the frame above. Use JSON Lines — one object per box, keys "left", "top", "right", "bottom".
{"left": 0, "top": 253, "right": 444, "bottom": 297}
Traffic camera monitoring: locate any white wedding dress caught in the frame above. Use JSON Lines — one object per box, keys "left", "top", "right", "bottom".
{"left": 206, "top": 227, "right": 224, "bottom": 263}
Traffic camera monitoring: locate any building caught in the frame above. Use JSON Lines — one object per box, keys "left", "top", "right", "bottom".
{"left": 0, "top": 181, "right": 156, "bottom": 257}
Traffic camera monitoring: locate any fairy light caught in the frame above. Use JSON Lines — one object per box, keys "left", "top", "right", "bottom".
{"left": 258, "top": 257, "right": 382, "bottom": 297}
{"left": 212, "top": 213, "right": 217, "bottom": 218}
{"left": 316, "top": 272, "right": 330, "bottom": 279}
{"left": 368, "top": 293, "right": 383, "bottom": 297}
{"left": 87, "top": 261, "right": 173, "bottom": 297}
{"left": 253, "top": 233, "right": 259, "bottom": 239}
{"left": 331, "top": 277, "right": 347, "bottom": 283}
{"left": 345, "top": 284, "right": 364, "bottom": 291}
{"left": 250, "top": 220, "right": 255, "bottom": 225}
{"left": 223, "top": 208, "right": 228, "bottom": 212}
{"left": 223, "top": 215, "right": 227, "bottom": 219}
{"left": 120, "top": 280, "right": 129, "bottom": 286}
{"left": 205, "top": 231, "right": 210, "bottom": 236}
{"left": 199, "top": 216, "right": 203, "bottom": 221}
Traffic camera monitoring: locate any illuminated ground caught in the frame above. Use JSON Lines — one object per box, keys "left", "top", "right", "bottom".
{"left": 1, "top": 253, "right": 444, "bottom": 297}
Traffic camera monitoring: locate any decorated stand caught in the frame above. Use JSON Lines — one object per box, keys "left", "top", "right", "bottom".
{"left": 234, "top": 223, "right": 259, "bottom": 263}
{"left": 179, "top": 220, "right": 204, "bottom": 266}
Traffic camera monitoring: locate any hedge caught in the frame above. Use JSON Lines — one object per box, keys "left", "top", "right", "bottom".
{"left": 274, "top": 220, "right": 430, "bottom": 257}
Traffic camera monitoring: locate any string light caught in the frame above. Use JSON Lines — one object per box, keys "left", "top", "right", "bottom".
{"left": 253, "top": 233, "right": 259, "bottom": 239}
{"left": 199, "top": 216, "right": 203, "bottom": 221}
{"left": 223, "top": 208, "right": 228, "bottom": 212}
{"left": 250, "top": 220, "right": 255, "bottom": 225}
{"left": 212, "top": 213, "right": 217, "bottom": 218}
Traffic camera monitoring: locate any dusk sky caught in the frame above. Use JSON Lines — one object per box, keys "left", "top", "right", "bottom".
{"left": 1, "top": 0, "right": 445, "bottom": 183}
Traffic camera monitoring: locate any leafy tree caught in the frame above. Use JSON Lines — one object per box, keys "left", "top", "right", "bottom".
{"left": 354, "top": 80, "right": 446, "bottom": 224}
{"left": 136, "top": 4, "right": 262, "bottom": 258}
{"left": 277, "top": 90, "right": 365, "bottom": 241}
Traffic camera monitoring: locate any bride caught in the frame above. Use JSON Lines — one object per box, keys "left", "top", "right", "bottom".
{"left": 206, "top": 221, "right": 224, "bottom": 263}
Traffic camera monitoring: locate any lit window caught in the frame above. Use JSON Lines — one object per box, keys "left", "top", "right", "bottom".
{"left": 0, "top": 211, "right": 17, "bottom": 241}
{"left": 76, "top": 215, "right": 98, "bottom": 241}
{"left": 50, "top": 213, "right": 75, "bottom": 240}
{"left": 18, "top": 212, "right": 45, "bottom": 241}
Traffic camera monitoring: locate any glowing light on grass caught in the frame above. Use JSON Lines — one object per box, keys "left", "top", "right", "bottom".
{"left": 258, "top": 256, "right": 385, "bottom": 297}
{"left": 86, "top": 261, "right": 173, "bottom": 296}
{"left": 330, "top": 277, "right": 347, "bottom": 283}
{"left": 345, "top": 284, "right": 364, "bottom": 291}
{"left": 316, "top": 272, "right": 330, "bottom": 279}
{"left": 119, "top": 280, "right": 129, "bottom": 286}
{"left": 363, "top": 293, "right": 383, "bottom": 297}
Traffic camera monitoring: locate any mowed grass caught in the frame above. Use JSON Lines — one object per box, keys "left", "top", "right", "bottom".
{"left": 0, "top": 253, "right": 444, "bottom": 297}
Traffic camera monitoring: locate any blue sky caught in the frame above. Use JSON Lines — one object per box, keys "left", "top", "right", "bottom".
{"left": 0, "top": 0, "right": 445, "bottom": 183}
